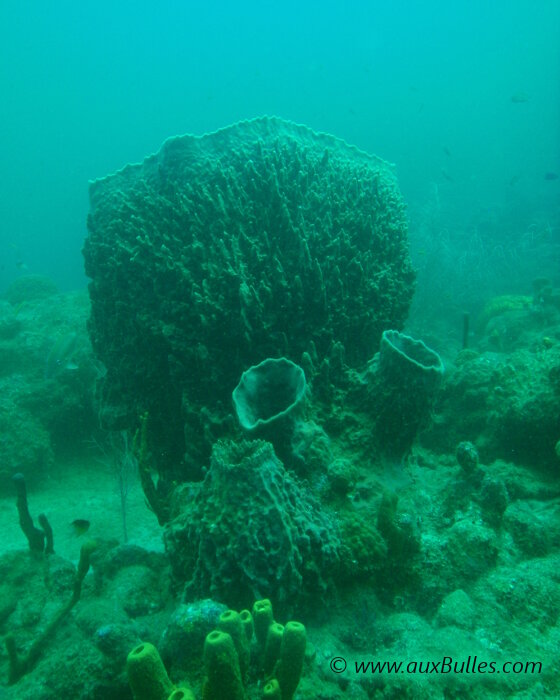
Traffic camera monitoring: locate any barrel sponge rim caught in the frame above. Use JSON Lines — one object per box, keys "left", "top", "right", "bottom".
{"left": 381, "top": 330, "right": 444, "bottom": 374}
{"left": 89, "top": 115, "right": 395, "bottom": 188}
{"left": 232, "top": 357, "right": 306, "bottom": 430}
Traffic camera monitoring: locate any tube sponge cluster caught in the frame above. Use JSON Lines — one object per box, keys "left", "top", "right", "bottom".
{"left": 127, "top": 599, "right": 306, "bottom": 700}
{"left": 202, "top": 600, "right": 306, "bottom": 699}
{"left": 251, "top": 599, "right": 307, "bottom": 700}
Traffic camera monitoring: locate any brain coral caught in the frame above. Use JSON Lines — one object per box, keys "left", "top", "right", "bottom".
{"left": 83, "top": 116, "right": 415, "bottom": 472}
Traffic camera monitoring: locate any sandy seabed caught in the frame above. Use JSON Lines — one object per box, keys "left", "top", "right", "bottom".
{"left": 0, "top": 456, "right": 164, "bottom": 565}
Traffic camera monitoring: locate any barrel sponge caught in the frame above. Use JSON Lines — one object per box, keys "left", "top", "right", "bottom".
{"left": 164, "top": 439, "right": 341, "bottom": 614}
{"left": 274, "top": 622, "right": 307, "bottom": 700}
{"left": 232, "top": 358, "right": 306, "bottom": 431}
{"left": 371, "top": 330, "right": 445, "bottom": 456}
{"left": 379, "top": 330, "right": 444, "bottom": 389}
{"left": 202, "top": 630, "right": 246, "bottom": 700}
{"left": 126, "top": 642, "right": 174, "bottom": 700}
{"left": 84, "top": 116, "right": 415, "bottom": 469}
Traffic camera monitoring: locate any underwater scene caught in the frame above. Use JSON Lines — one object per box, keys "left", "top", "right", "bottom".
{"left": 0, "top": 2, "right": 559, "bottom": 699}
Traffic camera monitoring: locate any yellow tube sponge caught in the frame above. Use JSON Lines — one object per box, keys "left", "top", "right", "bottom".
{"left": 167, "top": 689, "right": 195, "bottom": 700}
{"left": 218, "top": 609, "right": 250, "bottom": 680}
{"left": 274, "top": 622, "right": 307, "bottom": 700}
{"left": 252, "top": 599, "right": 274, "bottom": 648}
{"left": 263, "top": 678, "right": 282, "bottom": 698}
{"left": 202, "top": 630, "right": 246, "bottom": 700}
{"left": 127, "top": 642, "right": 174, "bottom": 700}
{"left": 239, "top": 609, "right": 254, "bottom": 643}
{"left": 264, "top": 623, "right": 284, "bottom": 678}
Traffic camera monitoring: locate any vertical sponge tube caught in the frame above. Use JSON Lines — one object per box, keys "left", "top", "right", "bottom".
{"left": 127, "top": 642, "right": 174, "bottom": 700}
{"left": 264, "top": 623, "right": 284, "bottom": 678}
{"left": 218, "top": 609, "right": 250, "bottom": 680}
{"left": 202, "top": 630, "right": 246, "bottom": 700}
{"left": 252, "top": 598, "right": 274, "bottom": 648}
{"left": 274, "top": 622, "right": 307, "bottom": 700}
{"left": 167, "top": 689, "right": 195, "bottom": 700}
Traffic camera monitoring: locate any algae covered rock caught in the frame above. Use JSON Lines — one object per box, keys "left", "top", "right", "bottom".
{"left": 159, "top": 599, "right": 227, "bottom": 675}
{"left": 84, "top": 116, "right": 415, "bottom": 472}
{"left": 2, "top": 274, "right": 58, "bottom": 306}
{"left": 421, "top": 345, "right": 560, "bottom": 469}
{"left": 0, "top": 399, "right": 54, "bottom": 493}
{"left": 163, "top": 438, "right": 341, "bottom": 615}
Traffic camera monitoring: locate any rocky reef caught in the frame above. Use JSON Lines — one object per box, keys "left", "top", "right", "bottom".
{"left": 0, "top": 280, "right": 99, "bottom": 493}
{"left": 4, "top": 117, "right": 560, "bottom": 698}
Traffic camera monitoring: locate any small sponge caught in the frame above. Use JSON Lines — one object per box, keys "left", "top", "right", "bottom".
{"left": 218, "top": 609, "right": 250, "bottom": 680}
{"left": 239, "top": 609, "right": 254, "bottom": 643}
{"left": 252, "top": 599, "right": 274, "bottom": 648}
{"left": 263, "top": 678, "right": 282, "bottom": 698}
{"left": 127, "top": 642, "right": 174, "bottom": 700}
{"left": 264, "top": 623, "right": 284, "bottom": 678}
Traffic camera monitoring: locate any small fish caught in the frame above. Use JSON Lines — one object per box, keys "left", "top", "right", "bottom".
{"left": 70, "top": 519, "right": 90, "bottom": 536}
{"left": 511, "top": 92, "right": 530, "bottom": 103}
{"left": 13, "top": 301, "right": 26, "bottom": 317}
{"left": 45, "top": 332, "right": 79, "bottom": 379}
{"left": 509, "top": 175, "right": 520, "bottom": 186}
{"left": 440, "top": 168, "right": 454, "bottom": 183}
{"left": 10, "top": 244, "right": 28, "bottom": 270}
{"left": 544, "top": 172, "right": 558, "bottom": 181}
{"left": 443, "top": 146, "right": 452, "bottom": 157}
